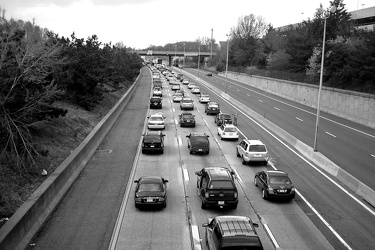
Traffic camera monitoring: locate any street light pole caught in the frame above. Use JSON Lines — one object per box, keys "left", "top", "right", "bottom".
{"left": 183, "top": 43, "right": 186, "bottom": 68}
{"left": 198, "top": 43, "right": 201, "bottom": 78}
{"left": 225, "top": 34, "right": 230, "bottom": 93}
{"left": 174, "top": 44, "right": 177, "bottom": 67}
{"left": 313, "top": 6, "right": 336, "bottom": 152}
{"left": 210, "top": 28, "right": 213, "bottom": 65}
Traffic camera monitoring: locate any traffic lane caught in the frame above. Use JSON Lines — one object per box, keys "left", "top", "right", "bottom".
{"left": 201, "top": 109, "right": 335, "bottom": 250}
{"left": 113, "top": 83, "right": 191, "bottom": 249}
{"left": 227, "top": 107, "right": 375, "bottom": 249}
{"left": 30, "top": 68, "right": 152, "bottom": 250}
{"left": 193, "top": 70, "right": 375, "bottom": 190}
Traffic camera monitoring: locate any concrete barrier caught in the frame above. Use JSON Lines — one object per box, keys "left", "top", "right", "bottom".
{"left": 0, "top": 72, "right": 142, "bottom": 250}
{"left": 187, "top": 70, "right": 375, "bottom": 208}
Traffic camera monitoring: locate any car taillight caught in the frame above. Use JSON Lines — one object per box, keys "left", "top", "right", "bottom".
{"left": 205, "top": 192, "right": 209, "bottom": 198}
{"left": 234, "top": 192, "right": 238, "bottom": 198}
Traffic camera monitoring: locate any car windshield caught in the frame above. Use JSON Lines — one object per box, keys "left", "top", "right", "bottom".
{"left": 224, "top": 127, "right": 237, "bottom": 132}
{"left": 209, "top": 104, "right": 218, "bottom": 108}
{"left": 138, "top": 183, "right": 163, "bottom": 192}
{"left": 249, "top": 145, "right": 266, "bottom": 152}
{"left": 269, "top": 176, "right": 291, "bottom": 185}
{"left": 150, "top": 116, "right": 163, "bottom": 121}
{"left": 209, "top": 180, "right": 234, "bottom": 189}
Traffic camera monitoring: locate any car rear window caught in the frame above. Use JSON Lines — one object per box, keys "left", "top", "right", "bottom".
{"left": 269, "top": 176, "right": 291, "bottom": 184}
{"left": 224, "top": 127, "right": 237, "bottom": 132}
{"left": 209, "top": 180, "right": 235, "bottom": 189}
{"left": 144, "top": 135, "right": 161, "bottom": 142}
{"left": 138, "top": 183, "right": 163, "bottom": 192}
{"left": 190, "top": 136, "right": 208, "bottom": 143}
{"left": 249, "top": 145, "right": 266, "bottom": 152}
{"left": 150, "top": 116, "right": 163, "bottom": 121}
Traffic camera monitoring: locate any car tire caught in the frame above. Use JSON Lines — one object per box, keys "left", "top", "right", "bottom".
{"left": 242, "top": 156, "right": 247, "bottom": 165}
{"left": 142, "top": 149, "right": 145, "bottom": 154}
{"left": 206, "top": 150, "right": 209, "bottom": 155}
{"left": 201, "top": 200, "right": 207, "bottom": 209}
{"left": 236, "top": 148, "right": 240, "bottom": 157}
{"left": 190, "top": 150, "right": 193, "bottom": 155}
{"left": 254, "top": 177, "right": 258, "bottom": 186}
{"left": 163, "top": 202, "right": 166, "bottom": 208}
{"left": 161, "top": 149, "right": 164, "bottom": 154}
{"left": 231, "top": 204, "right": 237, "bottom": 209}
{"left": 262, "top": 189, "right": 267, "bottom": 200}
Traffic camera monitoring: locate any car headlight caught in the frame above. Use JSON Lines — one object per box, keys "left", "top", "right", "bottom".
{"left": 234, "top": 192, "right": 238, "bottom": 198}
{"left": 267, "top": 187, "right": 274, "bottom": 194}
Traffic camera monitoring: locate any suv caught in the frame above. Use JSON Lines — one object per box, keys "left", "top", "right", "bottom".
{"left": 202, "top": 216, "right": 263, "bottom": 250}
{"left": 236, "top": 139, "right": 269, "bottom": 165}
{"left": 254, "top": 170, "right": 295, "bottom": 200}
{"left": 205, "top": 102, "right": 220, "bottom": 115}
{"left": 141, "top": 131, "right": 165, "bottom": 154}
{"left": 150, "top": 96, "right": 162, "bottom": 109}
{"left": 195, "top": 167, "right": 238, "bottom": 209}
{"left": 186, "top": 132, "right": 210, "bottom": 154}
{"left": 214, "top": 112, "right": 232, "bottom": 126}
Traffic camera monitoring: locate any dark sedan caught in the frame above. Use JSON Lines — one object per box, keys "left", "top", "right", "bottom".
{"left": 254, "top": 170, "right": 295, "bottom": 201}
{"left": 134, "top": 176, "right": 168, "bottom": 208}
{"left": 205, "top": 101, "right": 220, "bottom": 115}
{"left": 186, "top": 132, "right": 210, "bottom": 155}
{"left": 141, "top": 131, "right": 165, "bottom": 154}
{"left": 179, "top": 112, "right": 196, "bottom": 127}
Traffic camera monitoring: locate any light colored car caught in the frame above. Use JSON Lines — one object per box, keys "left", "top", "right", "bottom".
{"left": 187, "top": 82, "right": 196, "bottom": 89}
{"left": 182, "top": 79, "right": 189, "bottom": 85}
{"left": 217, "top": 124, "right": 239, "bottom": 140}
{"left": 152, "top": 87, "right": 162, "bottom": 97}
{"left": 180, "top": 97, "right": 194, "bottom": 110}
{"left": 172, "top": 93, "right": 183, "bottom": 102}
{"left": 171, "top": 84, "right": 181, "bottom": 91}
{"left": 147, "top": 112, "right": 166, "bottom": 130}
{"left": 191, "top": 87, "right": 200, "bottom": 94}
{"left": 199, "top": 94, "right": 210, "bottom": 103}
{"left": 236, "top": 139, "right": 269, "bottom": 165}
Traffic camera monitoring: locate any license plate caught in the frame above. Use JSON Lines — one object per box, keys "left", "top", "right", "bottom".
{"left": 147, "top": 198, "right": 153, "bottom": 202}
{"left": 150, "top": 145, "right": 154, "bottom": 148}
{"left": 218, "top": 201, "right": 224, "bottom": 205}
{"left": 278, "top": 190, "right": 287, "bottom": 193}
{"left": 255, "top": 154, "right": 261, "bottom": 157}
{"left": 199, "top": 149, "right": 202, "bottom": 151}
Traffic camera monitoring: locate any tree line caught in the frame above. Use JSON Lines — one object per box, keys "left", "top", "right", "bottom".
{"left": 0, "top": 17, "right": 143, "bottom": 172}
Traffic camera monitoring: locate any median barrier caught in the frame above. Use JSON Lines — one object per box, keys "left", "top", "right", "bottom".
{"left": 0, "top": 71, "right": 142, "bottom": 250}
{"left": 185, "top": 70, "right": 375, "bottom": 208}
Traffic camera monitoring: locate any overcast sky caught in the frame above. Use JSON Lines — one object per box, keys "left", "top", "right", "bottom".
{"left": 1, "top": 0, "right": 373, "bottom": 49}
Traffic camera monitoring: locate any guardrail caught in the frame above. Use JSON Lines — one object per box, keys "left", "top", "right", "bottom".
{"left": 0, "top": 71, "right": 142, "bottom": 250}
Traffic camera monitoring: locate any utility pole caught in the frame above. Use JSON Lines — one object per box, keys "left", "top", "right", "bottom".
{"left": 210, "top": 28, "right": 213, "bottom": 66}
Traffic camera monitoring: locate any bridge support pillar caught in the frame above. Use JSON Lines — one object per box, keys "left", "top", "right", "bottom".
{"left": 168, "top": 56, "right": 172, "bottom": 67}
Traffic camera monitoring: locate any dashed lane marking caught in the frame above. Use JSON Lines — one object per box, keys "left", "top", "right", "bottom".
{"left": 325, "top": 132, "right": 336, "bottom": 138}
{"left": 296, "top": 117, "right": 303, "bottom": 122}
{"left": 274, "top": 107, "right": 280, "bottom": 110}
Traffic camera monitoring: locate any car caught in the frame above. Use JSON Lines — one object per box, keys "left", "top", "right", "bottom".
{"left": 171, "top": 84, "right": 181, "bottom": 91}
{"left": 236, "top": 139, "right": 269, "bottom": 165}
{"left": 214, "top": 112, "right": 232, "bottom": 126}
{"left": 149, "top": 96, "right": 162, "bottom": 109}
{"left": 186, "top": 132, "right": 210, "bottom": 154}
{"left": 134, "top": 176, "right": 168, "bottom": 208}
{"left": 202, "top": 216, "right": 263, "bottom": 250}
{"left": 180, "top": 97, "right": 194, "bottom": 110}
{"left": 254, "top": 170, "right": 295, "bottom": 200}
{"left": 217, "top": 124, "right": 239, "bottom": 140}
{"left": 153, "top": 79, "right": 163, "bottom": 89}
{"left": 195, "top": 167, "right": 238, "bottom": 209}
{"left": 187, "top": 82, "right": 196, "bottom": 89}
{"left": 182, "top": 79, "right": 189, "bottom": 85}
{"left": 199, "top": 93, "right": 210, "bottom": 103}
{"left": 141, "top": 131, "right": 165, "bottom": 154}
{"left": 205, "top": 102, "right": 220, "bottom": 115}
{"left": 191, "top": 87, "right": 201, "bottom": 94}
{"left": 147, "top": 112, "right": 166, "bottom": 129}
{"left": 172, "top": 92, "right": 183, "bottom": 102}
{"left": 179, "top": 112, "right": 195, "bottom": 127}
{"left": 152, "top": 87, "right": 162, "bottom": 97}
{"left": 206, "top": 72, "right": 212, "bottom": 76}
{"left": 175, "top": 89, "right": 186, "bottom": 96}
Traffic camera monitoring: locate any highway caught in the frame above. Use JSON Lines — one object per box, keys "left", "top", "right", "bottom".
{"left": 29, "top": 67, "right": 375, "bottom": 250}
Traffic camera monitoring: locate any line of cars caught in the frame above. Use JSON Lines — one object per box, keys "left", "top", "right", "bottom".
{"left": 138, "top": 65, "right": 295, "bottom": 249}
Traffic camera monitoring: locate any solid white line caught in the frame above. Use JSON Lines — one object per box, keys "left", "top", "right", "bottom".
{"left": 203, "top": 119, "right": 208, "bottom": 127}
{"left": 177, "top": 136, "right": 182, "bottom": 146}
{"left": 259, "top": 100, "right": 263, "bottom": 102}
{"left": 232, "top": 168, "right": 243, "bottom": 182}
{"left": 175, "top": 119, "right": 178, "bottom": 125}
{"left": 196, "top": 107, "right": 200, "bottom": 112}
{"left": 371, "top": 154, "right": 375, "bottom": 158}
{"left": 264, "top": 224, "right": 280, "bottom": 248}
{"left": 296, "top": 117, "right": 303, "bottom": 122}
{"left": 172, "top": 108, "right": 175, "bottom": 112}
{"left": 183, "top": 168, "right": 189, "bottom": 181}
{"left": 274, "top": 107, "right": 280, "bottom": 110}
{"left": 325, "top": 132, "right": 336, "bottom": 138}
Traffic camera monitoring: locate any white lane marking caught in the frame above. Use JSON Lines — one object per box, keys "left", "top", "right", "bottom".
{"left": 183, "top": 168, "right": 189, "bottom": 181}
{"left": 214, "top": 138, "right": 220, "bottom": 147}
{"left": 175, "top": 119, "right": 178, "bottom": 125}
{"left": 325, "top": 132, "right": 336, "bottom": 138}
{"left": 371, "top": 154, "right": 375, "bottom": 158}
{"left": 203, "top": 119, "right": 209, "bottom": 127}
{"left": 172, "top": 108, "right": 175, "bottom": 112}
{"left": 296, "top": 117, "right": 303, "bottom": 122}
{"left": 237, "top": 89, "right": 240, "bottom": 91}
{"left": 247, "top": 94, "right": 250, "bottom": 96}
{"left": 191, "top": 225, "right": 202, "bottom": 250}
{"left": 259, "top": 100, "right": 263, "bottom": 102}
{"left": 274, "top": 107, "right": 280, "bottom": 111}
{"left": 196, "top": 107, "right": 200, "bottom": 112}
{"left": 264, "top": 224, "right": 280, "bottom": 248}
{"left": 177, "top": 136, "right": 182, "bottom": 146}
{"left": 232, "top": 168, "right": 243, "bottom": 182}
{"left": 229, "top": 86, "right": 232, "bottom": 88}
{"left": 227, "top": 79, "right": 375, "bottom": 139}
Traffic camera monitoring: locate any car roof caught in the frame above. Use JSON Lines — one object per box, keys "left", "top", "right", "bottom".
{"left": 189, "top": 132, "right": 207, "bottom": 137}
{"left": 245, "top": 139, "right": 265, "bottom": 145}
{"left": 149, "top": 112, "right": 163, "bottom": 118}
{"left": 138, "top": 176, "right": 164, "bottom": 183}
{"left": 145, "top": 131, "right": 162, "bottom": 135}
{"left": 266, "top": 170, "right": 288, "bottom": 176}
{"left": 214, "top": 216, "right": 257, "bottom": 236}
{"left": 222, "top": 124, "right": 236, "bottom": 128}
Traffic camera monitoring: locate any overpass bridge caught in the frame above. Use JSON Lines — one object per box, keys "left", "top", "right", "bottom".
{"left": 135, "top": 50, "right": 215, "bottom": 65}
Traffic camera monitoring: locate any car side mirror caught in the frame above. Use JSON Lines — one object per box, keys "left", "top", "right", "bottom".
{"left": 202, "top": 223, "right": 208, "bottom": 227}
{"left": 163, "top": 179, "right": 169, "bottom": 183}
{"left": 134, "top": 180, "right": 139, "bottom": 183}
{"left": 253, "top": 223, "right": 259, "bottom": 227}
{"left": 186, "top": 135, "right": 190, "bottom": 138}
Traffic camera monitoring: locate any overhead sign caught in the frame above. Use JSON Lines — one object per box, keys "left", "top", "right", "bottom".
{"left": 147, "top": 50, "right": 153, "bottom": 55}
{"left": 185, "top": 53, "right": 198, "bottom": 56}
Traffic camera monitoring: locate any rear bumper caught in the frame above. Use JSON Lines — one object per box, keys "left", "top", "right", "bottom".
{"left": 203, "top": 199, "right": 238, "bottom": 207}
